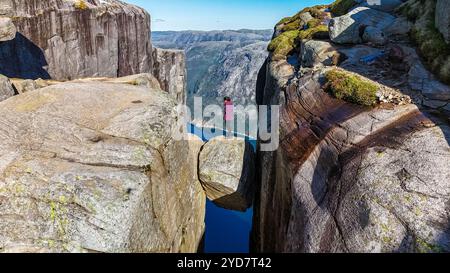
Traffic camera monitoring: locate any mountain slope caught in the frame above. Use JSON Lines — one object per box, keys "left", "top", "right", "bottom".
{"left": 153, "top": 30, "right": 272, "bottom": 107}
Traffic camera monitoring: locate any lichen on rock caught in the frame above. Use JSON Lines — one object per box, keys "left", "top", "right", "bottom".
{"left": 0, "top": 78, "right": 205, "bottom": 253}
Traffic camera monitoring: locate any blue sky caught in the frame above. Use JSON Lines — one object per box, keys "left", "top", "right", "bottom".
{"left": 126, "top": 0, "right": 333, "bottom": 31}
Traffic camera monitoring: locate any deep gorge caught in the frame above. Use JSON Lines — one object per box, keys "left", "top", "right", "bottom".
{"left": 0, "top": 0, "right": 449, "bottom": 253}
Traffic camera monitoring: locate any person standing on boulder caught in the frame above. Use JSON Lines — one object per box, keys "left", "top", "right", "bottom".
{"left": 223, "top": 97, "right": 234, "bottom": 137}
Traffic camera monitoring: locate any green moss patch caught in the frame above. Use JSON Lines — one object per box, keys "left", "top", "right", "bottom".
{"left": 299, "top": 25, "right": 329, "bottom": 40}
{"left": 276, "top": 5, "right": 330, "bottom": 30}
{"left": 400, "top": 0, "right": 450, "bottom": 84}
{"left": 268, "top": 30, "right": 300, "bottom": 60}
{"left": 325, "top": 69, "right": 378, "bottom": 106}
{"left": 269, "top": 5, "right": 331, "bottom": 60}
{"left": 330, "top": 0, "right": 356, "bottom": 17}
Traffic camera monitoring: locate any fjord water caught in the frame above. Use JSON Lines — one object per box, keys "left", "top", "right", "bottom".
{"left": 188, "top": 123, "right": 255, "bottom": 253}
{"left": 204, "top": 201, "right": 253, "bottom": 253}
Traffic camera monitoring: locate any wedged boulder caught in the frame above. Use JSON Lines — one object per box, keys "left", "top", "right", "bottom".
{"left": 199, "top": 136, "right": 255, "bottom": 212}
{"left": 300, "top": 40, "right": 339, "bottom": 68}
{"left": 355, "top": 0, "right": 405, "bottom": 12}
{"left": 0, "top": 74, "right": 15, "bottom": 101}
{"left": 0, "top": 17, "right": 15, "bottom": 41}
{"left": 329, "top": 7, "right": 395, "bottom": 44}
{"left": 0, "top": 79, "right": 205, "bottom": 253}
{"left": 436, "top": 0, "right": 450, "bottom": 43}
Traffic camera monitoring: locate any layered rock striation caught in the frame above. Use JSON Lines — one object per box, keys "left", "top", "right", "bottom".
{"left": 253, "top": 1, "right": 450, "bottom": 253}
{"left": 0, "top": 76, "right": 205, "bottom": 253}
{"left": 0, "top": 0, "right": 186, "bottom": 103}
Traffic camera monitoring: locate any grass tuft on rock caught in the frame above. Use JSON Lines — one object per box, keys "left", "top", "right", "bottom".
{"left": 400, "top": 0, "right": 450, "bottom": 84}
{"left": 268, "top": 30, "right": 300, "bottom": 60}
{"left": 269, "top": 5, "right": 330, "bottom": 60}
{"left": 299, "top": 25, "right": 329, "bottom": 40}
{"left": 325, "top": 69, "right": 378, "bottom": 106}
{"left": 276, "top": 5, "right": 329, "bottom": 30}
{"left": 330, "top": 0, "right": 356, "bottom": 17}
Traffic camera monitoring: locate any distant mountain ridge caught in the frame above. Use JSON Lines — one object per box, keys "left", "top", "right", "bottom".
{"left": 153, "top": 29, "right": 273, "bottom": 49}
{"left": 152, "top": 29, "right": 272, "bottom": 108}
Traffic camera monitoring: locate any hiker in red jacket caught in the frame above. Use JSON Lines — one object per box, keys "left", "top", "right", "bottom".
{"left": 223, "top": 97, "right": 234, "bottom": 137}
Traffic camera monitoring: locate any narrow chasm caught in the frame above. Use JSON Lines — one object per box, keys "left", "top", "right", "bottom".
{"left": 191, "top": 123, "right": 256, "bottom": 253}
{"left": 152, "top": 29, "right": 270, "bottom": 253}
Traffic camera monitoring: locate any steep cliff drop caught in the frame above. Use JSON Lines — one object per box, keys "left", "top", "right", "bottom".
{"left": 0, "top": 75, "right": 207, "bottom": 253}
{"left": 0, "top": 0, "right": 186, "bottom": 103}
{"left": 0, "top": 0, "right": 205, "bottom": 253}
{"left": 153, "top": 30, "right": 272, "bottom": 108}
{"left": 253, "top": 1, "right": 450, "bottom": 253}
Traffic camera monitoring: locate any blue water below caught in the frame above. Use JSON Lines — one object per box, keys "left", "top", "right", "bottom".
{"left": 204, "top": 201, "right": 253, "bottom": 253}
{"left": 188, "top": 123, "right": 257, "bottom": 151}
{"left": 187, "top": 123, "right": 255, "bottom": 253}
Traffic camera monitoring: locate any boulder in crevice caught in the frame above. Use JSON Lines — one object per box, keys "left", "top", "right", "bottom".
{"left": 198, "top": 136, "right": 255, "bottom": 212}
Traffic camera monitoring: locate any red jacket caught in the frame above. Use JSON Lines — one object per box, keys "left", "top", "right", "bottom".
{"left": 224, "top": 101, "right": 234, "bottom": 121}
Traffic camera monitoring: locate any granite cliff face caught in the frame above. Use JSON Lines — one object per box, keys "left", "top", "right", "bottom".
{"left": 0, "top": 1, "right": 206, "bottom": 253}
{"left": 253, "top": 1, "right": 450, "bottom": 253}
{"left": 0, "top": 0, "right": 186, "bottom": 102}
{"left": 2, "top": 0, "right": 152, "bottom": 79}
{"left": 152, "top": 47, "right": 187, "bottom": 104}
{"left": 0, "top": 76, "right": 205, "bottom": 253}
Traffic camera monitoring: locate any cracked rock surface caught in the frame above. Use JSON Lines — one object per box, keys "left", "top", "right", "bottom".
{"left": 0, "top": 79, "right": 205, "bottom": 253}
{"left": 255, "top": 69, "right": 450, "bottom": 253}
{"left": 253, "top": 3, "right": 450, "bottom": 253}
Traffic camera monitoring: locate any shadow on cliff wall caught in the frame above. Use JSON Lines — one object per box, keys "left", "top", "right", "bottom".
{"left": 311, "top": 147, "right": 336, "bottom": 210}
{"left": 318, "top": 58, "right": 450, "bottom": 252}
{"left": 341, "top": 57, "right": 450, "bottom": 149}
{"left": 0, "top": 33, "right": 50, "bottom": 80}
